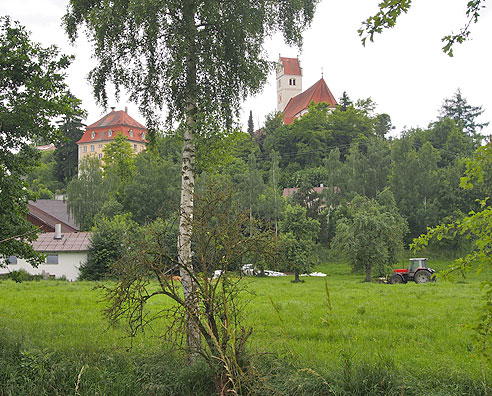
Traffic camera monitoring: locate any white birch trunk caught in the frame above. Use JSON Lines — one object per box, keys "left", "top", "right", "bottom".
{"left": 178, "top": 0, "right": 202, "bottom": 360}
{"left": 178, "top": 106, "right": 202, "bottom": 359}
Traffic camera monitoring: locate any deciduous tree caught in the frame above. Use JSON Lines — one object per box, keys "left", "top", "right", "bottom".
{"left": 332, "top": 191, "right": 407, "bottom": 282}
{"left": 279, "top": 204, "right": 320, "bottom": 282}
{"left": 0, "top": 17, "right": 75, "bottom": 267}
{"left": 65, "top": 0, "right": 319, "bottom": 357}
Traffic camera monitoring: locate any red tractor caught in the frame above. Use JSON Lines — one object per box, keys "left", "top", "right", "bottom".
{"left": 389, "top": 258, "right": 436, "bottom": 284}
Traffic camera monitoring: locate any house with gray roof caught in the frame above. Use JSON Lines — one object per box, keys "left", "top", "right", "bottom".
{"left": 27, "top": 199, "right": 78, "bottom": 233}
{"left": 1, "top": 228, "right": 91, "bottom": 281}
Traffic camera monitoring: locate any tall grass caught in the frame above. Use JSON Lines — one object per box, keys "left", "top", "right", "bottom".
{"left": 1, "top": 259, "right": 491, "bottom": 395}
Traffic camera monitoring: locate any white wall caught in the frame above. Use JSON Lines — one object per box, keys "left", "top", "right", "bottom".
{"left": 0, "top": 252, "right": 87, "bottom": 281}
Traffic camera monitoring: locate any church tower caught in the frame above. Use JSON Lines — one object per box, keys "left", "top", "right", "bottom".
{"left": 276, "top": 56, "right": 303, "bottom": 113}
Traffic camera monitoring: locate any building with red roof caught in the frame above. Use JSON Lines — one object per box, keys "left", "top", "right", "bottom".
{"left": 77, "top": 108, "right": 148, "bottom": 167}
{"left": 276, "top": 57, "right": 303, "bottom": 113}
{"left": 276, "top": 56, "right": 337, "bottom": 125}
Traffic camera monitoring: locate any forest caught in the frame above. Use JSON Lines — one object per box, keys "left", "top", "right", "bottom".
{"left": 24, "top": 89, "right": 490, "bottom": 282}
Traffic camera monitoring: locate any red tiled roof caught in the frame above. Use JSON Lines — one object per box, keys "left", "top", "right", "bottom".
{"left": 279, "top": 57, "right": 302, "bottom": 76}
{"left": 77, "top": 110, "right": 148, "bottom": 144}
{"left": 283, "top": 78, "right": 337, "bottom": 125}
{"left": 33, "top": 232, "right": 91, "bottom": 252}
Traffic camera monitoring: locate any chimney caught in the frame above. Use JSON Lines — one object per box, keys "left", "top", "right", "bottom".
{"left": 110, "top": 106, "right": 115, "bottom": 112}
{"left": 54, "top": 224, "right": 62, "bottom": 239}
{"left": 125, "top": 106, "right": 128, "bottom": 113}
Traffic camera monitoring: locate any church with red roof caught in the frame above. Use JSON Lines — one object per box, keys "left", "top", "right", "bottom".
{"left": 276, "top": 57, "right": 337, "bottom": 125}
{"left": 77, "top": 108, "right": 148, "bottom": 167}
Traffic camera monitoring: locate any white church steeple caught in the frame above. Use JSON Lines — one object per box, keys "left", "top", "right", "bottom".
{"left": 276, "top": 56, "right": 303, "bottom": 113}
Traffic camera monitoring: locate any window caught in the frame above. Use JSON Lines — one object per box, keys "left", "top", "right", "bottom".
{"left": 83, "top": 146, "right": 87, "bottom": 153}
{"left": 108, "top": 129, "right": 113, "bottom": 137}
{"left": 98, "top": 153, "right": 103, "bottom": 160}
{"left": 91, "top": 130, "right": 95, "bottom": 139}
{"left": 289, "top": 78, "right": 296, "bottom": 86}
{"left": 98, "top": 144, "right": 102, "bottom": 148}
{"left": 8, "top": 256, "right": 17, "bottom": 265}
{"left": 141, "top": 132, "right": 146, "bottom": 140}
{"left": 129, "top": 129, "right": 133, "bottom": 137}
{"left": 134, "top": 144, "right": 137, "bottom": 151}
{"left": 90, "top": 145, "right": 95, "bottom": 152}
{"left": 46, "top": 255, "right": 58, "bottom": 264}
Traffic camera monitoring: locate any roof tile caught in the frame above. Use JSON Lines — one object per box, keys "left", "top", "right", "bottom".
{"left": 283, "top": 78, "right": 337, "bottom": 124}
{"left": 77, "top": 110, "right": 148, "bottom": 145}
{"left": 32, "top": 232, "right": 91, "bottom": 252}
{"left": 279, "top": 57, "right": 302, "bottom": 76}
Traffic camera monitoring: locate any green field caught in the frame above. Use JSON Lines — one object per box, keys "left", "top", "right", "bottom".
{"left": 1, "top": 260, "right": 491, "bottom": 395}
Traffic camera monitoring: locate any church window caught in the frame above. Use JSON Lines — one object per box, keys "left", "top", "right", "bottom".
{"left": 289, "top": 78, "right": 296, "bottom": 86}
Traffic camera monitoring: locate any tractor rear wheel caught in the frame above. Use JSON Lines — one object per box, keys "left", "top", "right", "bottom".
{"left": 414, "top": 270, "right": 431, "bottom": 284}
{"left": 390, "top": 274, "right": 403, "bottom": 284}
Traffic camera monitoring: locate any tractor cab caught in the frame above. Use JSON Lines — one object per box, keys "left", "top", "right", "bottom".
{"left": 409, "top": 258, "right": 428, "bottom": 274}
{"left": 389, "top": 258, "right": 436, "bottom": 284}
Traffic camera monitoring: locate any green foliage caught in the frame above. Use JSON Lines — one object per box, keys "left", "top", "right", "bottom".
{"left": 26, "top": 150, "right": 63, "bottom": 196}
{"left": 79, "top": 214, "right": 138, "bottom": 281}
{"left": 122, "top": 152, "right": 180, "bottom": 224}
{"left": 66, "top": 157, "right": 108, "bottom": 230}
{"left": 373, "top": 113, "right": 394, "bottom": 139}
{"left": 263, "top": 101, "right": 379, "bottom": 175}
{"left": 247, "top": 110, "right": 254, "bottom": 138}
{"left": 102, "top": 132, "right": 136, "bottom": 195}
{"left": 332, "top": 191, "right": 407, "bottom": 281}
{"left": 64, "top": 0, "right": 318, "bottom": 134}
{"left": 279, "top": 204, "right": 320, "bottom": 282}
{"left": 54, "top": 98, "right": 87, "bottom": 185}
{"left": 439, "top": 88, "right": 488, "bottom": 138}
{"left": 359, "top": 0, "right": 486, "bottom": 56}
{"left": 0, "top": 16, "right": 76, "bottom": 267}
{"left": 412, "top": 145, "right": 492, "bottom": 368}
{"left": 103, "top": 182, "right": 277, "bottom": 392}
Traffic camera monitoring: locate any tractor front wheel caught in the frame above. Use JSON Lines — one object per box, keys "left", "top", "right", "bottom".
{"left": 414, "top": 270, "right": 431, "bottom": 284}
{"left": 390, "top": 274, "right": 403, "bottom": 284}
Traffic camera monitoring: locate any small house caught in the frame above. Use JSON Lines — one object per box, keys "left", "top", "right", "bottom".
{"left": 1, "top": 226, "right": 91, "bottom": 281}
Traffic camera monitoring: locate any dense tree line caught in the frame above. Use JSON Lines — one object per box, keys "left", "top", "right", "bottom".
{"left": 24, "top": 88, "right": 489, "bottom": 280}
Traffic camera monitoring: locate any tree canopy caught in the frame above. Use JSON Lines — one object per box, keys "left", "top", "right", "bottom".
{"left": 0, "top": 16, "right": 76, "bottom": 266}
{"left": 65, "top": 0, "right": 320, "bottom": 358}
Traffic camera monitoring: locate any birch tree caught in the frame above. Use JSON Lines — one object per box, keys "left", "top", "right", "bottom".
{"left": 65, "top": 0, "right": 319, "bottom": 358}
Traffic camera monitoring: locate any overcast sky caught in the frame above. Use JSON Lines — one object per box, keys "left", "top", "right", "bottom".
{"left": 2, "top": 0, "right": 491, "bottom": 138}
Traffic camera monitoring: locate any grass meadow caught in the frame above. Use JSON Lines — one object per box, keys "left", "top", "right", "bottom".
{"left": 1, "top": 258, "right": 492, "bottom": 395}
